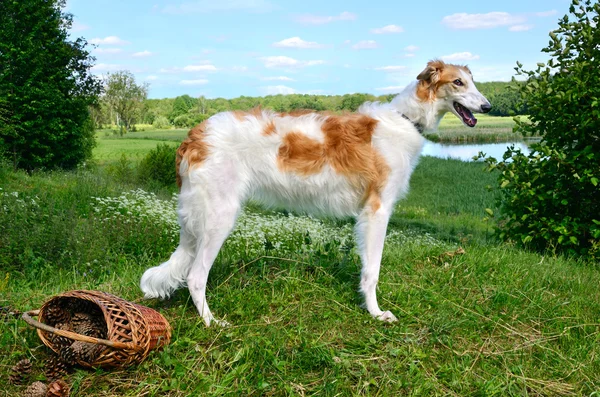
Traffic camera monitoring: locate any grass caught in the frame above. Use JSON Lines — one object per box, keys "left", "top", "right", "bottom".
{"left": 1, "top": 153, "right": 599, "bottom": 396}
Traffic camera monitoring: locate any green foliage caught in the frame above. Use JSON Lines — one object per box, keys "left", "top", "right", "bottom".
{"left": 476, "top": 82, "right": 527, "bottom": 116}
{"left": 152, "top": 115, "right": 171, "bottom": 129}
{"left": 0, "top": 0, "right": 101, "bottom": 170}
{"left": 137, "top": 143, "right": 177, "bottom": 188}
{"left": 172, "top": 113, "right": 208, "bottom": 128}
{"left": 170, "top": 95, "right": 196, "bottom": 120}
{"left": 103, "top": 70, "right": 148, "bottom": 134}
{"left": 482, "top": 0, "right": 600, "bottom": 259}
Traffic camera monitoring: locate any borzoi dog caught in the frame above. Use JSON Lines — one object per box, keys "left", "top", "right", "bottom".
{"left": 141, "top": 60, "right": 491, "bottom": 326}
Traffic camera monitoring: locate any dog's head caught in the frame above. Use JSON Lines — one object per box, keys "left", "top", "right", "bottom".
{"left": 416, "top": 60, "right": 491, "bottom": 127}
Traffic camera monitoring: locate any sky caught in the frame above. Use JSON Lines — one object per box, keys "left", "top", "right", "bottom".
{"left": 65, "top": 0, "right": 570, "bottom": 99}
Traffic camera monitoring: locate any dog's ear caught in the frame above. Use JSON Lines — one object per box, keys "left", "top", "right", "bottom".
{"left": 417, "top": 60, "right": 446, "bottom": 84}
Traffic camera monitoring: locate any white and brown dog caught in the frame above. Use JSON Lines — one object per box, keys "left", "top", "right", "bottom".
{"left": 141, "top": 60, "right": 491, "bottom": 326}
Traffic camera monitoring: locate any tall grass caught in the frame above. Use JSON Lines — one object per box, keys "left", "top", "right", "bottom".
{"left": 1, "top": 156, "right": 598, "bottom": 396}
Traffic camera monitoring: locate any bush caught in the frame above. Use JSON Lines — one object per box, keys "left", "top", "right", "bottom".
{"left": 173, "top": 113, "right": 208, "bottom": 128}
{"left": 0, "top": 0, "right": 101, "bottom": 170}
{"left": 483, "top": 0, "right": 600, "bottom": 259}
{"left": 152, "top": 116, "right": 171, "bottom": 129}
{"left": 137, "top": 143, "right": 177, "bottom": 188}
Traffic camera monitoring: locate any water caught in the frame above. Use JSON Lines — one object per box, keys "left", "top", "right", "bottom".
{"left": 422, "top": 141, "right": 532, "bottom": 162}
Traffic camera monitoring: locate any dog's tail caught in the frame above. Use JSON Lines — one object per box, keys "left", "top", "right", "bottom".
{"left": 140, "top": 245, "right": 193, "bottom": 299}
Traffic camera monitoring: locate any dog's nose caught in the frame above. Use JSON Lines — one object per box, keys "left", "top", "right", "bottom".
{"left": 481, "top": 103, "right": 492, "bottom": 113}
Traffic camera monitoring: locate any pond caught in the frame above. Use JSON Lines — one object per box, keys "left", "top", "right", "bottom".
{"left": 422, "top": 141, "right": 532, "bottom": 162}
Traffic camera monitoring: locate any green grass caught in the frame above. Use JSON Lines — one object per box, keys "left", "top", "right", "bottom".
{"left": 1, "top": 154, "right": 598, "bottom": 396}
{"left": 430, "top": 114, "right": 533, "bottom": 143}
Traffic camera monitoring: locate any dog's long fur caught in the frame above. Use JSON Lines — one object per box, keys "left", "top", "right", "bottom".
{"left": 141, "top": 60, "right": 491, "bottom": 326}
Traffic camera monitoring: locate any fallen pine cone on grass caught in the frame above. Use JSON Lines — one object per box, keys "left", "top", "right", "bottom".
{"left": 47, "top": 379, "right": 70, "bottom": 397}
{"left": 8, "top": 358, "right": 32, "bottom": 385}
{"left": 22, "top": 381, "right": 47, "bottom": 397}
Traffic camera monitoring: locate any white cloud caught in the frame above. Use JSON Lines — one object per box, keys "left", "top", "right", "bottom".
{"left": 232, "top": 66, "right": 249, "bottom": 72}
{"left": 370, "top": 24, "right": 404, "bottom": 34}
{"left": 261, "top": 56, "right": 324, "bottom": 68}
{"left": 404, "top": 45, "right": 419, "bottom": 52}
{"left": 376, "top": 85, "right": 405, "bottom": 93}
{"left": 374, "top": 66, "right": 407, "bottom": 72}
{"left": 295, "top": 11, "right": 356, "bottom": 25}
{"left": 352, "top": 40, "right": 379, "bottom": 50}
{"left": 262, "top": 76, "right": 295, "bottom": 81}
{"left": 441, "top": 52, "right": 480, "bottom": 61}
{"left": 163, "top": 0, "right": 273, "bottom": 14}
{"left": 442, "top": 12, "right": 526, "bottom": 30}
{"left": 180, "top": 79, "right": 209, "bottom": 85}
{"left": 132, "top": 50, "right": 153, "bottom": 57}
{"left": 94, "top": 48, "right": 123, "bottom": 54}
{"left": 89, "top": 36, "right": 130, "bottom": 46}
{"left": 262, "top": 85, "right": 297, "bottom": 95}
{"left": 272, "top": 37, "right": 326, "bottom": 49}
{"left": 183, "top": 64, "right": 219, "bottom": 72}
{"left": 146, "top": 75, "right": 158, "bottom": 81}
{"left": 404, "top": 53, "right": 416, "bottom": 58}
{"left": 509, "top": 24, "right": 534, "bottom": 32}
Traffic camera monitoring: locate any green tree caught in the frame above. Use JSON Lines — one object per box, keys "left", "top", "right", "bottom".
{"left": 104, "top": 70, "right": 148, "bottom": 134}
{"left": 170, "top": 94, "right": 196, "bottom": 121}
{"left": 0, "top": 0, "right": 101, "bottom": 170}
{"left": 483, "top": 0, "right": 600, "bottom": 259}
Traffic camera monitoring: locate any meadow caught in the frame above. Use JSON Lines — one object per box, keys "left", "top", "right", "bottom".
{"left": 1, "top": 116, "right": 598, "bottom": 396}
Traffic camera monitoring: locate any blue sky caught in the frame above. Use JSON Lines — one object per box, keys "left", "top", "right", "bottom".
{"left": 66, "top": 0, "right": 570, "bottom": 99}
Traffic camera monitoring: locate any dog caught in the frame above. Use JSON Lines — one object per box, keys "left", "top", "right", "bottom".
{"left": 140, "top": 60, "right": 491, "bottom": 326}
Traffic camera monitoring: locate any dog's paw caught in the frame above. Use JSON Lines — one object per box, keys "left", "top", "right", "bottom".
{"left": 213, "top": 318, "right": 231, "bottom": 328}
{"left": 204, "top": 318, "right": 231, "bottom": 328}
{"left": 377, "top": 310, "right": 398, "bottom": 323}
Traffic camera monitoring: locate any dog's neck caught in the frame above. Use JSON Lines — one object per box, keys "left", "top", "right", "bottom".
{"left": 391, "top": 81, "right": 448, "bottom": 133}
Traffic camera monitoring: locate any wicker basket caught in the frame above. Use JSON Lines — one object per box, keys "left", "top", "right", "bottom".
{"left": 22, "top": 290, "right": 171, "bottom": 369}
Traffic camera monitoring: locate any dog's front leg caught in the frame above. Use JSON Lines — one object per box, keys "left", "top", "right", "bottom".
{"left": 356, "top": 205, "right": 397, "bottom": 323}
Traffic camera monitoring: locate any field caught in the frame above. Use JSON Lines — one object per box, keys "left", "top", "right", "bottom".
{"left": 1, "top": 117, "right": 599, "bottom": 396}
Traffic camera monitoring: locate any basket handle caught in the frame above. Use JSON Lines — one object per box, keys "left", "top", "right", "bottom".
{"left": 22, "top": 310, "right": 138, "bottom": 351}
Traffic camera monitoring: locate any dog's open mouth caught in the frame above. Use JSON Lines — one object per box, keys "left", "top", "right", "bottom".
{"left": 453, "top": 102, "right": 477, "bottom": 127}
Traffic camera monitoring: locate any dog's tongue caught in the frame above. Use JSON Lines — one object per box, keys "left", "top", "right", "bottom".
{"left": 454, "top": 102, "right": 477, "bottom": 127}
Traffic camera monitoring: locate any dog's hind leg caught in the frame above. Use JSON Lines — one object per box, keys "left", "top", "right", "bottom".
{"left": 355, "top": 202, "right": 397, "bottom": 323}
{"left": 140, "top": 232, "right": 195, "bottom": 299}
{"left": 186, "top": 194, "right": 240, "bottom": 327}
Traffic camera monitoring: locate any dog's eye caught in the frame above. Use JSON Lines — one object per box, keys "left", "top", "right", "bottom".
{"left": 453, "top": 79, "right": 463, "bottom": 86}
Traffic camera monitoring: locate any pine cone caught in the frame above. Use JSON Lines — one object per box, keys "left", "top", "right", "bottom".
{"left": 22, "top": 381, "right": 47, "bottom": 397}
{"left": 71, "top": 312, "right": 107, "bottom": 338}
{"left": 45, "top": 354, "right": 70, "bottom": 381}
{"left": 58, "top": 345, "right": 78, "bottom": 366}
{"left": 8, "top": 358, "right": 32, "bottom": 385}
{"left": 49, "top": 323, "right": 74, "bottom": 350}
{"left": 46, "top": 379, "right": 70, "bottom": 397}
{"left": 44, "top": 303, "right": 70, "bottom": 325}
{"left": 70, "top": 341, "right": 102, "bottom": 363}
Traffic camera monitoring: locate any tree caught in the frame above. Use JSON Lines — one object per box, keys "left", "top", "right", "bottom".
{"left": 170, "top": 94, "right": 196, "bottom": 121}
{"left": 0, "top": 0, "right": 101, "bottom": 170}
{"left": 103, "top": 70, "right": 148, "bottom": 134}
{"left": 483, "top": 0, "right": 600, "bottom": 259}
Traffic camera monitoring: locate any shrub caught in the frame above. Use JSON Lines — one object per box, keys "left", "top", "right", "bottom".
{"left": 173, "top": 113, "right": 208, "bottom": 128}
{"left": 0, "top": 0, "right": 101, "bottom": 170}
{"left": 152, "top": 116, "right": 171, "bottom": 129}
{"left": 137, "top": 143, "right": 178, "bottom": 188}
{"left": 483, "top": 0, "right": 600, "bottom": 259}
